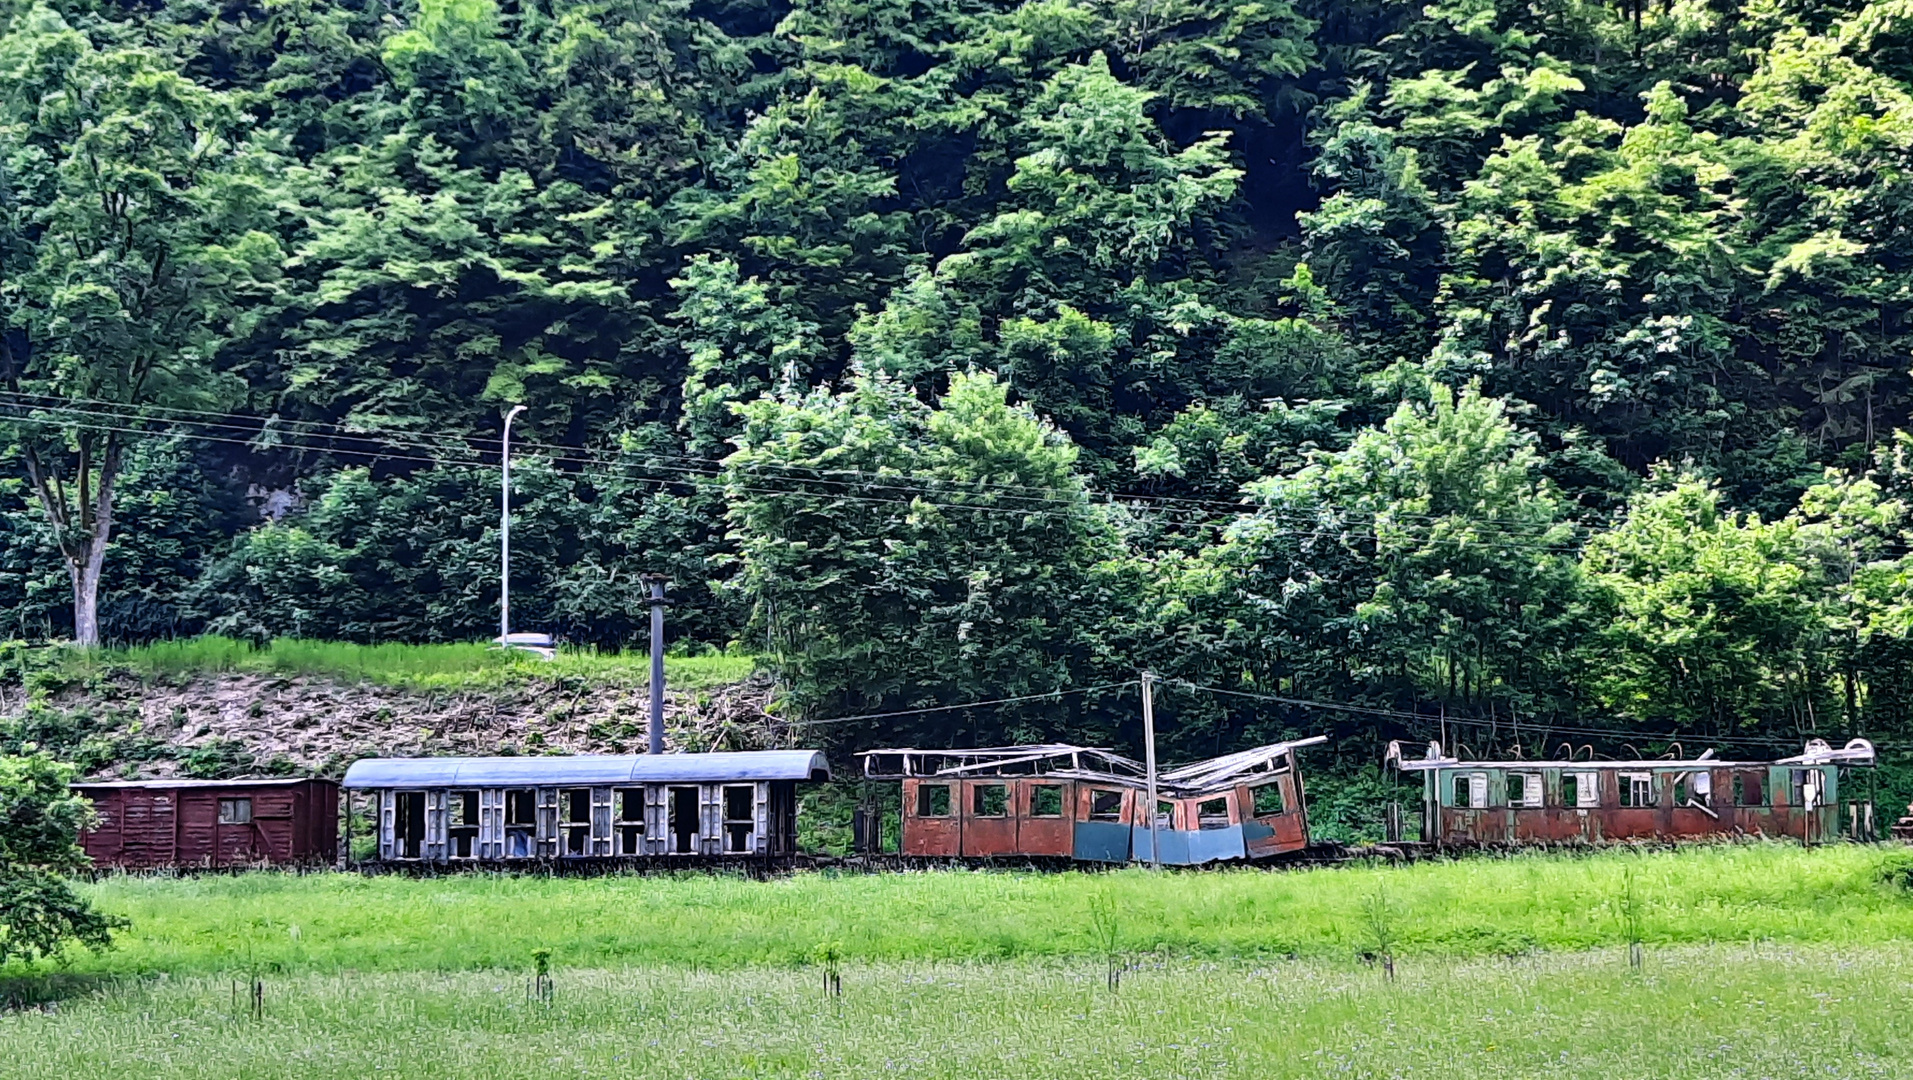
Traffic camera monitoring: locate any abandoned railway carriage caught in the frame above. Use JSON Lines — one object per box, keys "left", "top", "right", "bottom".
{"left": 1387, "top": 738, "right": 1878, "bottom": 847}
{"left": 862, "top": 738, "right": 1326, "bottom": 865}
{"left": 74, "top": 778, "right": 340, "bottom": 869}
{"left": 342, "top": 751, "right": 831, "bottom": 865}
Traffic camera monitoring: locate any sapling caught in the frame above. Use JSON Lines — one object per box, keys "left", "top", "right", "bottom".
{"left": 1088, "top": 889, "right": 1123, "bottom": 992}
{"left": 1364, "top": 879, "right": 1397, "bottom": 982}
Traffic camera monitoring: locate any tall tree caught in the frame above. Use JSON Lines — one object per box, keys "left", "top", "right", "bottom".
{"left": 0, "top": 9, "right": 280, "bottom": 645}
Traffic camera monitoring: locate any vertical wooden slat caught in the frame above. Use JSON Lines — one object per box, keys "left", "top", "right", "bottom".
{"left": 592, "top": 786, "right": 613, "bottom": 856}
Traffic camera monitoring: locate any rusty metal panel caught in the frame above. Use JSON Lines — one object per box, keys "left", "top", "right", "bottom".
{"left": 958, "top": 779, "right": 1017, "bottom": 857}
{"left": 900, "top": 778, "right": 960, "bottom": 857}
{"left": 1015, "top": 779, "right": 1074, "bottom": 856}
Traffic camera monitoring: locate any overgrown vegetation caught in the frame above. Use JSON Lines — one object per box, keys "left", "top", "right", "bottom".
{"left": 7, "top": 0, "right": 1913, "bottom": 779}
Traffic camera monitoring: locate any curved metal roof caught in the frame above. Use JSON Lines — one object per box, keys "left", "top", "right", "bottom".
{"left": 342, "top": 751, "right": 831, "bottom": 789}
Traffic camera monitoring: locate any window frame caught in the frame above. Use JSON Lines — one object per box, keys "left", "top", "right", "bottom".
{"left": 217, "top": 797, "right": 253, "bottom": 825}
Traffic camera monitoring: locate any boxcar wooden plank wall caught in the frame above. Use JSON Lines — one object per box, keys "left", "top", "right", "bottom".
{"left": 74, "top": 779, "right": 339, "bottom": 870}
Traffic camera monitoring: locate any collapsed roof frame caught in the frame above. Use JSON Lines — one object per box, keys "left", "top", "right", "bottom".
{"left": 859, "top": 736, "right": 1328, "bottom": 799}
{"left": 1383, "top": 737, "right": 1877, "bottom": 773}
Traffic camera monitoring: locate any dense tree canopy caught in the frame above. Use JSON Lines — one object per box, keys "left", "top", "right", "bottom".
{"left": 6, "top": 0, "right": 1913, "bottom": 781}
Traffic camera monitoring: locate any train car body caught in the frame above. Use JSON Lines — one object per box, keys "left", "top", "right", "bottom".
{"left": 1387, "top": 738, "right": 1877, "bottom": 848}
{"left": 73, "top": 778, "right": 339, "bottom": 870}
{"left": 861, "top": 738, "right": 1325, "bottom": 866}
{"left": 342, "top": 751, "right": 830, "bottom": 866}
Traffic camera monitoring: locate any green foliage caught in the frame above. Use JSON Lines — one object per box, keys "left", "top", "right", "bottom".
{"left": 0, "top": 753, "right": 121, "bottom": 964}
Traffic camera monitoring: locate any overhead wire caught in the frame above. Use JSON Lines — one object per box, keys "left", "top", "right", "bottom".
{"left": 0, "top": 396, "right": 1611, "bottom": 555}
{"left": 783, "top": 681, "right": 1138, "bottom": 727}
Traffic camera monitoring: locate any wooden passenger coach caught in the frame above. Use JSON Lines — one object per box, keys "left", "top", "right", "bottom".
{"left": 1387, "top": 738, "right": 1878, "bottom": 847}
{"left": 861, "top": 738, "right": 1325, "bottom": 865}
{"left": 342, "top": 751, "right": 831, "bottom": 865}
{"left": 74, "top": 778, "right": 339, "bottom": 869}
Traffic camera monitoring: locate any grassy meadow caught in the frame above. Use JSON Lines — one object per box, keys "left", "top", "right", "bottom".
{"left": 42, "top": 636, "right": 758, "bottom": 692}
{"left": 34, "top": 843, "right": 1913, "bottom": 976}
{"left": 2, "top": 844, "right": 1911, "bottom": 1077}
{"left": 2, "top": 945, "right": 1907, "bottom": 1079}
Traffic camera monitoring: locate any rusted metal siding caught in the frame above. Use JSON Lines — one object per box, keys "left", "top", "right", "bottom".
{"left": 75, "top": 779, "right": 339, "bottom": 870}
{"left": 1421, "top": 763, "right": 1848, "bottom": 847}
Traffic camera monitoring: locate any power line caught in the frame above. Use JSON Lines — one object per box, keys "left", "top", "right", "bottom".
{"left": 0, "top": 399, "right": 1614, "bottom": 556}
{"left": 786, "top": 681, "right": 1138, "bottom": 726}
{"left": 0, "top": 388, "right": 1607, "bottom": 538}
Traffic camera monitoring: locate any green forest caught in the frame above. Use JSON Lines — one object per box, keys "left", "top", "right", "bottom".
{"left": 3, "top": 0, "right": 1913, "bottom": 773}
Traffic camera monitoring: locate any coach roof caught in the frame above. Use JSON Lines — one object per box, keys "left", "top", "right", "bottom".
{"left": 341, "top": 750, "right": 831, "bottom": 789}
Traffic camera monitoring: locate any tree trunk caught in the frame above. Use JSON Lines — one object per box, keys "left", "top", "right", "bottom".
{"left": 23, "top": 434, "right": 120, "bottom": 648}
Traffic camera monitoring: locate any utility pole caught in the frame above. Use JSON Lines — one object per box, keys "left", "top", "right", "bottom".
{"left": 644, "top": 575, "right": 668, "bottom": 754}
{"left": 499, "top": 404, "right": 527, "bottom": 644}
{"left": 1142, "top": 670, "right": 1160, "bottom": 869}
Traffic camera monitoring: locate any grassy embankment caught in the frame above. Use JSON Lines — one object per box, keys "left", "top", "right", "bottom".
{"left": 40, "top": 636, "right": 758, "bottom": 693}
{"left": 2, "top": 845, "right": 1911, "bottom": 1077}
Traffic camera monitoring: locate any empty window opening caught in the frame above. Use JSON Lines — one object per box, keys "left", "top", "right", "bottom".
{"left": 1734, "top": 771, "right": 1765, "bottom": 807}
{"left": 1089, "top": 789, "right": 1124, "bottom": 822}
{"left": 1155, "top": 801, "right": 1175, "bottom": 829}
{"left": 1029, "top": 785, "right": 1063, "bottom": 817}
{"left": 504, "top": 789, "right": 535, "bottom": 858}
{"left": 218, "top": 798, "right": 253, "bottom": 825}
{"left": 1618, "top": 773, "right": 1654, "bottom": 808}
{"left": 1253, "top": 783, "right": 1285, "bottom": 816}
{"left": 1456, "top": 773, "right": 1488, "bottom": 809}
{"left": 448, "top": 791, "right": 479, "bottom": 859}
{"left": 1563, "top": 771, "right": 1600, "bottom": 808}
{"left": 1674, "top": 772, "right": 1712, "bottom": 809}
{"left": 1793, "top": 768, "right": 1823, "bottom": 810}
{"left": 669, "top": 785, "right": 699, "bottom": 854}
{"left": 972, "top": 785, "right": 1008, "bottom": 817}
{"left": 394, "top": 791, "right": 426, "bottom": 860}
{"left": 723, "top": 785, "right": 755, "bottom": 854}
{"left": 615, "top": 787, "right": 644, "bottom": 855}
{"left": 916, "top": 784, "right": 951, "bottom": 818}
{"left": 1197, "top": 797, "right": 1231, "bottom": 830}
{"left": 562, "top": 788, "right": 591, "bottom": 856}
{"left": 1508, "top": 773, "right": 1542, "bottom": 808}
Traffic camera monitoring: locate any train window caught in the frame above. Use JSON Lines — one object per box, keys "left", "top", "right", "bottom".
{"left": 1619, "top": 774, "right": 1654, "bottom": 808}
{"left": 1793, "top": 769, "right": 1823, "bottom": 810}
{"left": 504, "top": 789, "right": 536, "bottom": 858}
{"left": 724, "top": 785, "right": 755, "bottom": 853}
{"left": 1089, "top": 790, "right": 1124, "bottom": 821}
{"left": 448, "top": 791, "right": 479, "bottom": 859}
{"left": 972, "top": 785, "right": 1008, "bottom": 817}
{"left": 1155, "top": 801, "right": 1175, "bottom": 829}
{"left": 562, "top": 788, "right": 591, "bottom": 856}
{"left": 1253, "top": 783, "right": 1285, "bottom": 816}
{"left": 1562, "top": 772, "right": 1600, "bottom": 808}
{"left": 217, "top": 798, "right": 252, "bottom": 825}
{"left": 1029, "top": 785, "right": 1064, "bottom": 817}
{"left": 1197, "top": 798, "right": 1230, "bottom": 830}
{"left": 1455, "top": 773, "right": 1487, "bottom": 808}
{"left": 916, "top": 784, "right": 952, "bottom": 817}
{"left": 615, "top": 788, "right": 644, "bottom": 855}
{"left": 1675, "top": 772, "right": 1711, "bottom": 808}
{"left": 1734, "top": 772, "right": 1765, "bottom": 806}
{"left": 1507, "top": 773, "right": 1541, "bottom": 808}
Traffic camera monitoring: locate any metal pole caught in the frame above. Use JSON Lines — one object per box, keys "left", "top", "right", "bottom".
{"left": 645, "top": 576, "right": 667, "bottom": 754}
{"left": 1142, "top": 671, "right": 1160, "bottom": 869}
{"left": 500, "top": 405, "right": 527, "bottom": 644}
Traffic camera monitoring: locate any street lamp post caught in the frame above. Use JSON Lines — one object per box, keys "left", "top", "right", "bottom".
{"left": 500, "top": 405, "right": 527, "bottom": 644}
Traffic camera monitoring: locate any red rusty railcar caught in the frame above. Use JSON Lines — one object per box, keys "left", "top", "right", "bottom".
{"left": 1386, "top": 738, "right": 1878, "bottom": 848}
{"left": 73, "top": 778, "right": 339, "bottom": 870}
{"left": 861, "top": 739, "right": 1326, "bottom": 865}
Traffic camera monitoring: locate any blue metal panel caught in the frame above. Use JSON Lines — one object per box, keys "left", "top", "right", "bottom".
{"left": 342, "top": 751, "right": 830, "bottom": 789}
{"left": 1129, "top": 826, "right": 1196, "bottom": 865}
{"left": 1184, "top": 826, "right": 1248, "bottom": 864}
{"left": 1071, "top": 821, "right": 1132, "bottom": 862}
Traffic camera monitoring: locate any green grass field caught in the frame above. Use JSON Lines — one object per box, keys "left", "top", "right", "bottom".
{"left": 45, "top": 636, "right": 758, "bottom": 692}
{"left": 2, "top": 844, "right": 1911, "bottom": 1077}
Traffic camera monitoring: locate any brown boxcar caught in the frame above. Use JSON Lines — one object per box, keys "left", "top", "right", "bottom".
{"left": 1386, "top": 738, "right": 1877, "bottom": 848}
{"left": 73, "top": 778, "right": 340, "bottom": 869}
